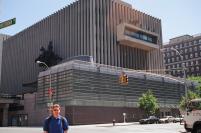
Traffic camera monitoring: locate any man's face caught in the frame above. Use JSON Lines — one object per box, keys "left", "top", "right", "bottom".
{"left": 52, "top": 107, "right": 60, "bottom": 117}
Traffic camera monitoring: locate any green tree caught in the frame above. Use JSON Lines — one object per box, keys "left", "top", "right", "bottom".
{"left": 179, "top": 76, "right": 201, "bottom": 110}
{"left": 188, "top": 76, "right": 201, "bottom": 97}
{"left": 138, "top": 90, "right": 159, "bottom": 116}
{"left": 179, "top": 90, "right": 199, "bottom": 110}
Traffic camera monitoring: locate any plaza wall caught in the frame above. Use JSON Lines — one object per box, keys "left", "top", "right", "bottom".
{"left": 37, "top": 61, "right": 185, "bottom": 108}
{"left": 35, "top": 60, "right": 186, "bottom": 125}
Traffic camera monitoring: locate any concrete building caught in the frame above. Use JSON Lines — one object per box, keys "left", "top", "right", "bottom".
{"left": 0, "top": 34, "right": 10, "bottom": 86}
{"left": 0, "top": 0, "right": 187, "bottom": 126}
{"left": 1, "top": 0, "right": 164, "bottom": 95}
{"left": 163, "top": 34, "right": 201, "bottom": 77}
{"left": 0, "top": 34, "right": 12, "bottom": 127}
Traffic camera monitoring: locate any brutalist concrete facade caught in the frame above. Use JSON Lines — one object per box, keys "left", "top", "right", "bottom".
{"left": 0, "top": 34, "right": 10, "bottom": 87}
{"left": 0, "top": 34, "right": 10, "bottom": 127}
{"left": 1, "top": 0, "right": 164, "bottom": 95}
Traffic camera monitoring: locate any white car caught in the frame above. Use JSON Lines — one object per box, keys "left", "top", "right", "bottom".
{"left": 173, "top": 116, "right": 183, "bottom": 123}
{"left": 159, "top": 116, "right": 175, "bottom": 123}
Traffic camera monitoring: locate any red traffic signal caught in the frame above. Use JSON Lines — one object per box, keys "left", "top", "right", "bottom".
{"left": 48, "top": 88, "right": 53, "bottom": 97}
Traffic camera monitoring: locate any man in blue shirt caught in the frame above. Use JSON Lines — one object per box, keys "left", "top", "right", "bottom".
{"left": 43, "top": 104, "right": 69, "bottom": 133}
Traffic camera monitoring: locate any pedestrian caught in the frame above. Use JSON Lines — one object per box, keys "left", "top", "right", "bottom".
{"left": 43, "top": 104, "right": 69, "bottom": 133}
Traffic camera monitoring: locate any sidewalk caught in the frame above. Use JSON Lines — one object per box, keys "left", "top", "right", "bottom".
{"left": 71, "top": 122, "right": 139, "bottom": 128}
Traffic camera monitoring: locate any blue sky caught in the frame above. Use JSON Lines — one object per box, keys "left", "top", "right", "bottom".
{"left": 0, "top": 0, "right": 200, "bottom": 43}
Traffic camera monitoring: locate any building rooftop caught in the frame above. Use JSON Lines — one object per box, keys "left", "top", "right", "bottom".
{"left": 164, "top": 33, "right": 201, "bottom": 46}
{"left": 39, "top": 60, "right": 193, "bottom": 85}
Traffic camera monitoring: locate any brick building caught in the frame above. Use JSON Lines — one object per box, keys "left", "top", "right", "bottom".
{"left": 163, "top": 34, "right": 201, "bottom": 77}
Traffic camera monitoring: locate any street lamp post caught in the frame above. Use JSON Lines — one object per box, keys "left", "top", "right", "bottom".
{"left": 36, "top": 61, "right": 53, "bottom": 107}
{"left": 170, "top": 48, "right": 187, "bottom": 100}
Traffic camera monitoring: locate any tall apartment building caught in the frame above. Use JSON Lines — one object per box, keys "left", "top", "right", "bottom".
{"left": 163, "top": 34, "right": 201, "bottom": 77}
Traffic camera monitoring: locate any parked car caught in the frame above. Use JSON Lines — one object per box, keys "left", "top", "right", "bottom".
{"left": 159, "top": 116, "right": 175, "bottom": 123}
{"left": 139, "top": 116, "right": 159, "bottom": 124}
{"left": 173, "top": 115, "right": 184, "bottom": 123}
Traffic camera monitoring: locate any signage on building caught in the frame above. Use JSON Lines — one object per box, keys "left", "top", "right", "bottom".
{"left": 0, "top": 18, "right": 16, "bottom": 29}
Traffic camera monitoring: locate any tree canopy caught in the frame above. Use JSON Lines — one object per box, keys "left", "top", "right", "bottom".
{"left": 179, "top": 76, "right": 201, "bottom": 110}
{"left": 138, "top": 90, "right": 159, "bottom": 116}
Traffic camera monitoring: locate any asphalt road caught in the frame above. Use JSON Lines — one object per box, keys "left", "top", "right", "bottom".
{"left": 0, "top": 123, "right": 187, "bottom": 133}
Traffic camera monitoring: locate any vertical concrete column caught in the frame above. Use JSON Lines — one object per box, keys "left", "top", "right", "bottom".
{"left": 0, "top": 41, "right": 3, "bottom": 86}
{"left": 2, "top": 104, "right": 9, "bottom": 127}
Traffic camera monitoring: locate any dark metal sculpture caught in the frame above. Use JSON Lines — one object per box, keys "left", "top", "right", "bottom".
{"left": 35, "top": 41, "right": 62, "bottom": 68}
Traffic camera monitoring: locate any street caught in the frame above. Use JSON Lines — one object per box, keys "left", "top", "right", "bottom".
{"left": 0, "top": 123, "right": 187, "bottom": 133}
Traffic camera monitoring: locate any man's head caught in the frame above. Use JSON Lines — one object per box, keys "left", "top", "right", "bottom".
{"left": 51, "top": 104, "right": 61, "bottom": 118}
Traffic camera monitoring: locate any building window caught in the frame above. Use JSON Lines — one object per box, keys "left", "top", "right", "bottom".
{"left": 194, "top": 47, "right": 198, "bottom": 51}
{"left": 191, "top": 61, "right": 194, "bottom": 66}
{"left": 168, "top": 59, "right": 170, "bottom": 63}
{"left": 173, "top": 70, "right": 176, "bottom": 75}
{"left": 195, "top": 53, "right": 198, "bottom": 58}
{"left": 171, "top": 52, "right": 174, "bottom": 56}
{"left": 180, "top": 44, "right": 183, "bottom": 48}
{"left": 191, "top": 67, "right": 195, "bottom": 72}
{"left": 184, "top": 43, "right": 186, "bottom": 47}
{"left": 177, "top": 64, "right": 180, "bottom": 68}
{"left": 172, "top": 58, "right": 175, "bottom": 62}
{"left": 199, "top": 39, "right": 201, "bottom": 44}
{"left": 189, "top": 48, "right": 192, "bottom": 52}
{"left": 185, "top": 43, "right": 188, "bottom": 47}
{"left": 182, "top": 63, "right": 186, "bottom": 67}
{"left": 167, "top": 52, "right": 170, "bottom": 57}
{"left": 196, "top": 66, "right": 199, "bottom": 71}
{"left": 186, "top": 62, "right": 188, "bottom": 67}
{"left": 196, "top": 60, "right": 199, "bottom": 65}
{"left": 189, "top": 41, "right": 192, "bottom": 46}
{"left": 185, "top": 49, "right": 188, "bottom": 53}
{"left": 185, "top": 55, "right": 188, "bottom": 59}
{"left": 194, "top": 40, "right": 197, "bottom": 44}
{"left": 190, "top": 54, "right": 193, "bottom": 58}
{"left": 176, "top": 57, "right": 179, "bottom": 61}
{"left": 124, "top": 30, "right": 157, "bottom": 44}
{"left": 180, "top": 50, "right": 183, "bottom": 54}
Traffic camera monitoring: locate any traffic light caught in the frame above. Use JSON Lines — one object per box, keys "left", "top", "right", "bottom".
{"left": 124, "top": 74, "right": 128, "bottom": 84}
{"left": 119, "top": 74, "right": 124, "bottom": 84}
{"left": 119, "top": 72, "right": 128, "bottom": 85}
